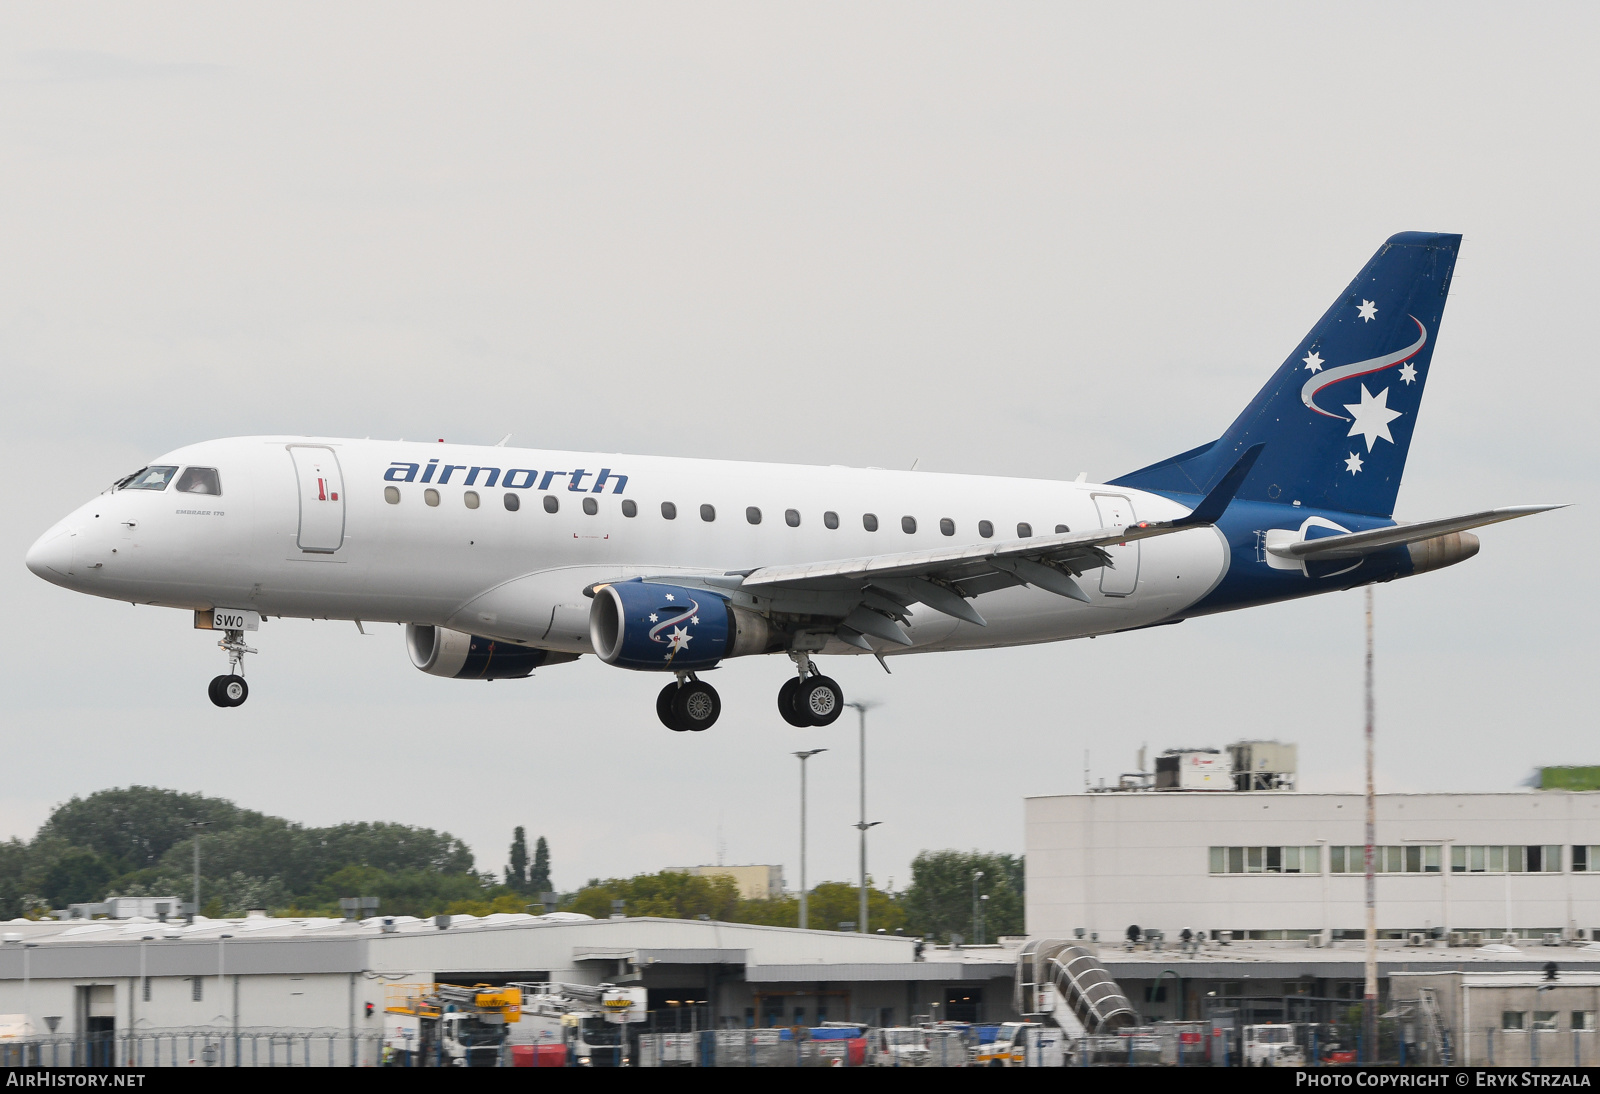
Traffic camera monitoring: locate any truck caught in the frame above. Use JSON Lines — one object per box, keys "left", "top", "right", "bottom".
{"left": 384, "top": 983, "right": 522, "bottom": 1067}
{"left": 1243, "top": 1024, "right": 1306, "bottom": 1067}
{"left": 868, "top": 1027, "right": 930, "bottom": 1067}
{"left": 975, "top": 1022, "right": 1068, "bottom": 1067}
{"left": 509, "top": 981, "right": 648, "bottom": 1067}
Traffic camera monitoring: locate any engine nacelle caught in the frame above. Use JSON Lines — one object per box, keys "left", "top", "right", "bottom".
{"left": 406, "top": 624, "right": 578, "bottom": 680}
{"left": 589, "top": 581, "right": 774, "bottom": 671}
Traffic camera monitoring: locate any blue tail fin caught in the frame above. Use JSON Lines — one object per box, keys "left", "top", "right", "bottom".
{"left": 1111, "top": 231, "right": 1461, "bottom": 518}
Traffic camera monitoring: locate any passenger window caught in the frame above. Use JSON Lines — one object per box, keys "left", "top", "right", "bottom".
{"left": 1055, "top": 524, "right": 1070, "bottom": 534}
{"left": 700, "top": 504, "right": 716, "bottom": 522}
{"left": 661, "top": 501, "right": 677, "bottom": 520}
{"left": 863, "top": 513, "right": 879, "bottom": 532}
{"left": 464, "top": 491, "right": 480, "bottom": 509}
{"left": 175, "top": 467, "right": 221, "bottom": 495}
{"left": 939, "top": 518, "right": 955, "bottom": 536}
{"left": 543, "top": 495, "right": 559, "bottom": 514}
{"left": 622, "top": 499, "right": 637, "bottom": 518}
{"left": 123, "top": 466, "right": 179, "bottom": 491}
{"left": 746, "top": 507, "right": 762, "bottom": 525}
{"left": 583, "top": 497, "right": 598, "bottom": 515}
{"left": 785, "top": 509, "right": 800, "bottom": 528}
{"left": 384, "top": 486, "right": 401, "bottom": 505}
{"left": 425, "top": 489, "right": 440, "bottom": 507}
{"left": 978, "top": 520, "right": 993, "bottom": 539}
{"left": 503, "top": 492, "right": 520, "bottom": 511}
{"left": 824, "top": 511, "right": 839, "bottom": 530}
{"left": 1017, "top": 522, "right": 1032, "bottom": 538}
{"left": 901, "top": 516, "right": 917, "bottom": 534}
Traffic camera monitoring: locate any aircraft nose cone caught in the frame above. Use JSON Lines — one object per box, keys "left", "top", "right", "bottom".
{"left": 25, "top": 526, "right": 76, "bottom": 581}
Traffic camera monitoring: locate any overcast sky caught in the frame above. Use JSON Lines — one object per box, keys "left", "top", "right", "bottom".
{"left": 2, "top": 3, "right": 1595, "bottom": 897}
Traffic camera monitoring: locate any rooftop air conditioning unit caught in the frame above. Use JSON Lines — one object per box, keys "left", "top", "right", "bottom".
{"left": 1467, "top": 932, "right": 1485, "bottom": 946}
{"left": 1407, "top": 933, "right": 1426, "bottom": 947}
{"left": 1447, "top": 932, "right": 1466, "bottom": 947}
{"left": 1501, "top": 933, "right": 1518, "bottom": 946}
{"left": 1543, "top": 933, "right": 1563, "bottom": 947}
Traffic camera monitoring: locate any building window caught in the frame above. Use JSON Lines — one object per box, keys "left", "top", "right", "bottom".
{"left": 464, "top": 490, "right": 480, "bottom": 509}
{"left": 661, "top": 501, "right": 677, "bottom": 520}
{"left": 823, "top": 511, "right": 839, "bottom": 529}
{"left": 384, "top": 486, "right": 400, "bottom": 504}
{"left": 700, "top": 504, "right": 716, "bottom": 522}
{"left": 1574, "top": 1011, "right": 1596, "bottom": 1032}
{"left": 901, "top": 516, "right": 917, "bottom": 534}
{"left": 747, "top": 507, "right": 762, "bottom": 525}
{"left": 1503, "top": 1011, "right": 1526, "bottom": 1031}
{"left": 863, "top": 513, "right": 878, "bottom": 532}
{"left": 978, "top": 520, "right": 993, "bottom": 539}
{"left": 621, "top": 499, "right": 637, "bottom": 518}
{"left": 785, "top": 509, "right": 800, "bottom": 527}
{"left": 192, "top": 978, "right": 203, "bottom": 1002}
{"left": 142, "top": 978, "right": 151, "bottom": 1002}
{"left": 503, "top": 492, "right": 520, "bottom": 511}
{"left": 1534, "top": 1012, "right": 1559, "bottom": 1032}
{"left": 1576, "top": 846, "right": 1600, "bottom": 872}
{"left": 543, "top": 495, "right": 559, "bottom": 514}
{"left": 1210, "top": 846, "right": 1321, "bottom": 875}
{"left": 1451, "top": 845, "right": 1564, "bottom": 874}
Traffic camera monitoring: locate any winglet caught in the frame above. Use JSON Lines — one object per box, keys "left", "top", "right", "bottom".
{"left": 1173, "top": 443, "right": 1265, "bottom": 527}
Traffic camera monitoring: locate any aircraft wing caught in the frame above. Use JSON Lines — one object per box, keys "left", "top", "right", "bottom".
{"left": 1266, "top": 504, "right": 1564, "bottom": 561}
{"left": 668, "top": 446, "right": 1267, "bottom": 649}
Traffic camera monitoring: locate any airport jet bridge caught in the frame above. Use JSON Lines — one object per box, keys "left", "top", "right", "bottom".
{"left": 1014, "top": 939, "right": 1139, "bottom": 1037}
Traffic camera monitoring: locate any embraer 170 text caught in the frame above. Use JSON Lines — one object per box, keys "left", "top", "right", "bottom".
{"left": 26, "top": 233, "right": 1561, "bottom": 730}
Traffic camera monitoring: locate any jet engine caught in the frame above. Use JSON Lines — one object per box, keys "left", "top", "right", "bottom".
{"left": 589, "top": 580, "right": 774, "bottom": 671}
{"left": 406, "top": 624, "right": 578, "bottom": 680}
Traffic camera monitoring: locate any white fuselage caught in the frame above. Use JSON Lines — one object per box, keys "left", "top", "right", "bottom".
{"left": 27, "top": 437, "right": 1229, "bottom": 658}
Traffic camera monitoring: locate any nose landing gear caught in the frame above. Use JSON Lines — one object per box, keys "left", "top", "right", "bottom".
{"left": 779, "top": 652, "right": 843, "bottom": 727}
{"left": 208, "top": 629, "right": 256, "bottom": 708}
{"left": 657, "top": 673, "right": 720, "bottom": 732}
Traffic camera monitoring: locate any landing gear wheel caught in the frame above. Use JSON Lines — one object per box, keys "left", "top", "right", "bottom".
{"left": 657, "top": 683, "right": 687, "bottom": 731}
{"left": 797, "top": 676, "right": 843, "bottom": 726}
{"left": 671, "top": 681, "right": 721, "bottom": 732}
{"left": 210, "top": 674, "right": 248, "bottom": 708}
{"left": 777, "top": 677, "right": 810, "bottom": 727}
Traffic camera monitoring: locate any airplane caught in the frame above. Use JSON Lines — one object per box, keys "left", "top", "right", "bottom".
{"left": 25, "top": 231, "right": 1561, "bottom": 731}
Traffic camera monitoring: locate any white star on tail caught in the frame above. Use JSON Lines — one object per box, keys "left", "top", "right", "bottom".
{"left": 648, "top": 613, "right": 658, "bottom": 623}
{"left": 1302, "top": 351, "right": 1324, "bottom": 373}
{"left": 664, "top": 594, "right": 676, "bottom": 601}
{"left": 1345, "top": 451, "right": 1364, "bottom": 475}
{"left": 1398, "top": 362, "right": 1417, "bottom": 385}
{"left": 1357, "top": 299, "right": 1378, "bottom": 322}
{"left": 1343, "top": 384, "right": 1402, "bottom": 451}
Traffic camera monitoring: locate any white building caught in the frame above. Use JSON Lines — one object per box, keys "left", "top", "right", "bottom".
{"left": 1026, "top": 790, "right": 1600, "bottom": 942}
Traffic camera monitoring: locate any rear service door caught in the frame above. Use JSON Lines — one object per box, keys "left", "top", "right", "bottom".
{"left": 1091, "top": 493, "right": 1139, "bottom": 596}
{"left": 288, "top": 445, "right": 346, "bottom": 553}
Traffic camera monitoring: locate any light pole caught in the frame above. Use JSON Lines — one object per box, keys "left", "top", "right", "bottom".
{"left": 793, "top": 749, "right": 827, "bottom": 930}
{"left": 185, "top": 821, "right": 210, "bottom": 917}
{"left": 844, "top": 702, "right": 881, "bottom": 934}
{"left": 972, "top": 871, "right": 986, "bottom": 945}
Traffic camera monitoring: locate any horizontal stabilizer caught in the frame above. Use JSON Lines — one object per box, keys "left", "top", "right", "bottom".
{"left": 1266, "top": 504, "right": 1565, "bottom": 561}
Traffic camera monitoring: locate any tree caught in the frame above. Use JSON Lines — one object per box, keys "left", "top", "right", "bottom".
{"left": 529, "top": 836, "right": 551, "bottom": 895}
{"left": 804, "top": 882, "right": 906, "bottom": 933}
{"left": 506, "top": 827, "right": 528, "bottom": 892}
{"left": 568, "top": 871, "right": 739, "bottom": 921}
{"left": 39, "top": 847, "right": 114, "bottom": 907}
{"left": 902, "top": 850, "right": 1024, "bottom": 943}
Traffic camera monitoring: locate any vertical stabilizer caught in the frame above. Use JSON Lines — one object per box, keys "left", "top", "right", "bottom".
{"left": 1112, "top": 232, "right": 1461, "bottom": 517}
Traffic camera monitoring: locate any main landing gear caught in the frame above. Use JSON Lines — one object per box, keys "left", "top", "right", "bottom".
{"left": 779, "top": 652, "right": 843, "bottom": 727}
{"left": 208, "top": 628, "right": 256, "bottom": 708}
{"left": 657, "top": 673, "right": 721, "bottom": 732}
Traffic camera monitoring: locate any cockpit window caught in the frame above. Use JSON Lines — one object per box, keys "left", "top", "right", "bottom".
{"left": 121, "top": 466, "right": 179, "bottom": 491}
{"left": 174, "top": 467, "right": 222, "bottom": 495}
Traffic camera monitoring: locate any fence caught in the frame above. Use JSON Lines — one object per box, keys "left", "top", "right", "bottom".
{"left": 0, "top": 1029, "right": 383, "bottom": 1068}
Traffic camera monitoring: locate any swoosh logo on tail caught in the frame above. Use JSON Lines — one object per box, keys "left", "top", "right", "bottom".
{"left": 1301, "top": 316, "right": 1426, "bottom": 420}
